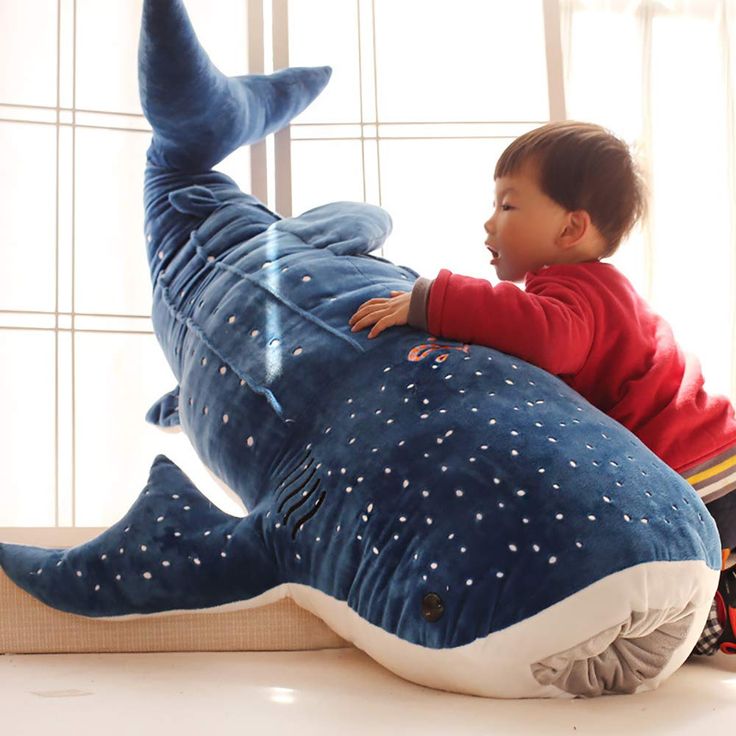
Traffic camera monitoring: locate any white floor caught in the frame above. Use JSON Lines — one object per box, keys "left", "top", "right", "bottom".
{"left": 1, "top": 647, "right": 734, "bottom": 736}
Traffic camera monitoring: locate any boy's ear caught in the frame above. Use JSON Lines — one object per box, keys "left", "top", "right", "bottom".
{"left": 557, "top": 210, "right": 591, "bottom": 250}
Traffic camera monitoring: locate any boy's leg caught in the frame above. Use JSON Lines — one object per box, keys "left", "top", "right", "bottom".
{"left": 688, "top": 482, "right": 736, "bottom": 656}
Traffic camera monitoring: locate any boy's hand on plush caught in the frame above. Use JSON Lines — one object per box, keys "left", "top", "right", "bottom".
{"left": 349, "top": 291, "right": 411, "bottom": 339}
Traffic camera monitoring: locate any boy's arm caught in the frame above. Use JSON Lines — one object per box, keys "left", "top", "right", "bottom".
{"left": 407, "top": 269, "right": 594, "bottom": 376}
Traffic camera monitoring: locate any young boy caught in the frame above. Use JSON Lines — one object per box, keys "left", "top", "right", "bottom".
{"left": 348, "top": 120, "right": 736, "bottom": 656}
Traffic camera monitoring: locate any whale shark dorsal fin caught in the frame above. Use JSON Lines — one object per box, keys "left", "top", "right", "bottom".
{"left": 145, "top": 387, "right": 181, "bottom": 428}
{"left": 0, "top": 455, "right": 281, "bottom": 617}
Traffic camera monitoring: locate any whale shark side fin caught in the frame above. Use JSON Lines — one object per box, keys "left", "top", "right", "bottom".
{"left": 145, "top": 387, "right": 181, "bottom": 428}
{"left": 138, "top": 0, "right": 332, "bottom": 171}
{"left": 0, "top": 455, "right": 281, "bottom": 618}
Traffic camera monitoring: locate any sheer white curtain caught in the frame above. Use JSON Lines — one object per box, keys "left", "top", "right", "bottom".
{"left": 559, "top": 0, "right": 736, "bottom": 402}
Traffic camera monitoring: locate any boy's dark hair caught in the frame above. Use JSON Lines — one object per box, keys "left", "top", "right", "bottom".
{"left": 494, "top": 121, "right": 649, "bottom": 258}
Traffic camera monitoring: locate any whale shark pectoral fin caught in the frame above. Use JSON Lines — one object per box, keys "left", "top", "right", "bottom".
{"left": 145, "top": 387, "right": 181, "bottom": 428}
{"left": 0, "top": 455, "right": 281, "bottom": 618}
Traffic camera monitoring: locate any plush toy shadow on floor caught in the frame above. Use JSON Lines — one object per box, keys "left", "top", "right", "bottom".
{"left": 0, "top": 0, "right": 721, "bottom": 698}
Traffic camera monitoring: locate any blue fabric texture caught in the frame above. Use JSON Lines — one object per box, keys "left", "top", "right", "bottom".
{"left": 0, "top": 0, "right": 721, "bottom": 658}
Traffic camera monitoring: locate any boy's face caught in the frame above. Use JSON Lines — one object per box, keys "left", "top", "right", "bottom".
{"left": 483, "top": 162, "right": 573, "bottom": 283}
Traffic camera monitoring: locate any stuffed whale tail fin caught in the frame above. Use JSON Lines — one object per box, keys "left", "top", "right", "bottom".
{"left": 138, "top": 0, "right": 331, "bottom": 172}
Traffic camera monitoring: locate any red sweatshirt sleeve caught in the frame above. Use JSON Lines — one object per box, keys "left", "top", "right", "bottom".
{"left": 427, "top": 268, "right": 595, "bottom": 376}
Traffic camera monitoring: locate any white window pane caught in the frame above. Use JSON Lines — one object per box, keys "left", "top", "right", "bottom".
{"left": 0, "top": 123, "right": 57, "bottom": 313}
{"left": 288, "top": 0, "right": 362, "bottom": 124}
{"left": 0, "top": 332, "right": 56, "bottom": 526}
{"left": 75, "top": 333, "right": 245, "bottom": 526}
{"left": 291, "top": 140, "right": 365, "bottom": 216}
{"left": 76, "top": 0, "right": 250, "bottom": 115}
{"left": 379, "top": 138, "right": 506, "bottom": 280}
{"left": 75, "top": 0, "right": 142, "bottom": 114}
{"left": 374, "top": 0, "right": 547, "bottom": 123}
{"left": 0, "top": 0, "right": 57, "bottom": 107}
{"left": 564, "top": 9, "right": 643, "bottom": 138}
{"left": 75, "top": 127, "right": 151, "bottom": 316}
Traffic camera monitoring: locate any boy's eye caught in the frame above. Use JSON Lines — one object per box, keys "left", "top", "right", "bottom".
{"left": 500, "top": 204, "right": 512, "bottom": 211}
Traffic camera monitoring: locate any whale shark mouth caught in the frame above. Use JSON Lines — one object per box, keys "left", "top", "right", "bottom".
{"left": 274, "top": 448, "right": 327, "bottom": 540}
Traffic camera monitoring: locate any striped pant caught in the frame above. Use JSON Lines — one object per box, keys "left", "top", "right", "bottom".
{"left": 683, "top": 445, "right": 736, "bottom": 655}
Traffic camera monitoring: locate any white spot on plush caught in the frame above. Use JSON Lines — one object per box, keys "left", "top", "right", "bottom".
{"left": 516, "top": 489, "right": 526, "bottom": 497}
{"left": 430, "top": 562, "right": 438, "bottom": 570}
{"left": 422, "top": 490, "right": 430, "bottom": 498}
{"left": 569, "top": 460, "right": 578, "bottom": 468}
{"left": 269, "top": 339, "right": 280, "bottom": 348}
{"left": 460, "top": 547, "right": 467, "bottom": 553}
{"left": 489, "top": 419, "right": 497, "bottom": 425}
{"left": 119, "top": 548, "right": 124, "bottom": 554}
{"left": 94, "top": 584, "right": 100, "bottom": 591}
{"left": 385, "top": 467, "right": 392, "bottom": 474}
{"left": 76, "top": 571, "right": 82, "bottom": 577}
{"left": 588, "top": 514, "right": 597, "bottom": 521}
{"left": 426, "top": 517, "right": 433, "bottom": 525}
{"left": 101, "top": 554, "right": 107, "bottom": 560}
{"left": 247, "top": 436, "right": 255, "bottom": 447}
{"left": 403, "top": 480, "right": 410, "bottom": 488}
{"left": 496, "top": 571, "right": 504, "bottom": 578}
{"left": 251, "top": 329, "right": 260, "bottom": 337}
{"left": 201, "top": 357, "right": 207, "bottom": 366}
{"left": 476, "top": 513, "right": 483, "bottom": 521}
{"left": 115, "top": 574, "right": 122, "bottom": 581}
{"left": 222, "top": 414, "right": 229, "bottom": 424}
{"left": 509, "top": 544, "right": 518, "bottom": 552}
{"left": 466, "top": 579, "right": 474, "bottom": 586}
{"left": 193, "top": 558, "right": 201, "bottom": 565}
{"left": 455, "top": 489, "right": 464, "bottom": 497}
{"left": 293, "top": 347, "right": 303, "bottom": 356}
{"left": 219, "top": 366, "right": 227, "bottom": 375}
{"left": 549, "top": 556, "right": 558, "bottom": 565}
{"left": 143, "top": 572, "right": 153, "bottom": 580}
{"left": 162, "top": 561, "right": 171, "bottom": 567}
{"left": 140, "top": 545, "right": 148, "bottom": 551}
{"left": 183, "top": 505, "right": 191, "bottom": 511}
{"left": 533, "top": 544, "right": 540, "bottom": 552}
{"left": 373, "top": 547, "right": 380, "bottom": 555}
{"left": 302, "top": 275, "right": 312, "bottom": 282}
{"left": 556, "top": 513, "right": 564, "bottom": 520}
{"left": 174, "top": 532, "right": 181, "bottom": 537}
{"left": 345, "top": 486, "right": 353, "bottom": 493}
{"left": 511, "top": 450, "right": 519, "bottom": 457}
{"left": 399, "top": 516, "right": 407, "bottom": 523}
{"left": 228, "top": 315, "right": 236, "bottom": 324}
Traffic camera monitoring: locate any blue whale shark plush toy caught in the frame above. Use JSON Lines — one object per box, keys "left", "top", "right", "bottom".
{"left": 0, "top": 0, "right": 722, "bottom": 698}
